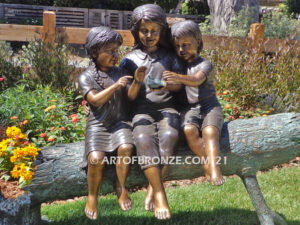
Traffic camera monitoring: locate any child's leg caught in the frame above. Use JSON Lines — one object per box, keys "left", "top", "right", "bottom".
{"left": 183, "top": 124, "right": 210, "bottom": 178}
{"left": 147, "top": 109, "right": 179, "bottom": 212}
{"left": 85, "top": 151, "right": 106, "bottom": 220}
{"left": 132, "top": 113, "right": 158, "bottom": 212}
{"left": 116, "top": 143, "right": 134, "bottom": 211}
{"left": 202, "top": 125, "right": 225, "bottom": 186}
{"left": 144, "top": 166, "right": 171, "bottom": 220}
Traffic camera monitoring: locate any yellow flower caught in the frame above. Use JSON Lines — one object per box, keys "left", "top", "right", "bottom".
{"left": 10, "top": 155, "right": 18, "bottom": 163}
{"left": 6, "top": 126, "right": 22, "bottom": 138}
{"left": 50, "top": 99, "right": 57, "bottom": 103}
{"left": 22, "top": 170, "right": 34, "bottom": 181}
{"left": 45, "top": 105, "right": 56, "bottom": 112}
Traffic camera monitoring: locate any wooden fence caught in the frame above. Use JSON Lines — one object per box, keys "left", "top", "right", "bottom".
{"left": 0, "top": 11, "right": 299, "bottom": 55}
{"left": 0, "top": 3, "right": 204, "bottom": 29}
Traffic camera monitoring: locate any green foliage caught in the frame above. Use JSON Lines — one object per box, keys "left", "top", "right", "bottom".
{"left": 285, "top": 0, "right": 300, "bottom": 15}
{"left": 0, "top": 85, "right": 86, "bottom": 147}
{"left": 262, "top": 11, "right": 300, "bottom": 39}
{"left": 228, "top": 7, "right": 256, "bottom": 37}
{"left": 201, "top": 41, "right": 300, "bottom": 113}
{"left": 200, "top": 8, "right": 300, "bottom": 39}
{"left": 20, "top": 40, "right": 76, "bottom": 92}
{"left": 181, "top": 0, "right": 209, "bottom": 15}
{"left": 0, "top": 42, "right": 24, "bottom": 93}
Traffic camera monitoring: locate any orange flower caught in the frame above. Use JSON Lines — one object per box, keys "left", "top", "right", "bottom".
{"left": 60, "top": 127, "right": 66, "bottom": 131}
{"left": 23, "top": 120, "right": 29, "bottom": 125}
{"left": 10, "top": 116, "right": 18, "bottom": 120}
{"left": 225, "top": 104, "right": 231, "bottom": 109}
{"left": 45, "top": 105, "right": 56, "bottom": 112}
{"left": 223, "top": 90, "right": 229, "bottom": 95}
{"left": 50, "top": 127, "right": 55, "bottom": 131}
{"left": 48, "top": 137, "right": 55, "bottom": 142}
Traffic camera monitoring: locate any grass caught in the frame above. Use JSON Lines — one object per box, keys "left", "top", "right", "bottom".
{"left": 41, "top": 167, "right": 300, "bottom": 225}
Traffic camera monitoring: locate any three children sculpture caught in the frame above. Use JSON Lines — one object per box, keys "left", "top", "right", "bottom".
{"left": 78, "top": 4, "right": 225, "bottom": 221}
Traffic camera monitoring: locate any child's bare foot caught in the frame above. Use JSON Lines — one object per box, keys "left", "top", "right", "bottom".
{"left": 116, "top": 186, "right": 132, "bottom": 211}
{"left": 154, "top": 191, "right": 171, "bottom": 220}
{"left": 85, "top": 194, "right": 98, "bottom": 220}
{"left": 210, "top": 166, "right": 225, "bottom": 186}
{"left": 145, "top": 184, "right": 155, "bottom": 211}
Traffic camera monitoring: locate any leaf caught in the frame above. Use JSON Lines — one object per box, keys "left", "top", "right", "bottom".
{"left": 1, "top": 173, "right": 10, "bottom": 182}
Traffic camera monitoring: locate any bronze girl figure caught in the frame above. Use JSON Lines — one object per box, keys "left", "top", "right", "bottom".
{"left": 78, "top": 27, "right": 135, "bottom": 220}
{"left": 163, "top": 20, "right": 225, "bottom": 186}
{"left": 120, "top": 4, "right": 184, "bottom": 220}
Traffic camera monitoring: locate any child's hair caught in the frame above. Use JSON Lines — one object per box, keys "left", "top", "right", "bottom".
{"left": 130, "top": 4, "right": 171, "bottom": 50}
{"left": 85, "top": 26, "right": 123, "bottom": 63}
{"left": 171, "top": 20, "right": 203, "bottom": 54}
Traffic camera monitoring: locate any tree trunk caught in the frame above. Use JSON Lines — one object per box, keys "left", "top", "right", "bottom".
{"left": 22, "top": 112, "right": 300, "bottom": 204}
{"left": 207, "top": 0, "right": 259, "bottom": 34}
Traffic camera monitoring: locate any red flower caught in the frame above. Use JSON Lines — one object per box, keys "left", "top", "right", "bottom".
{"left": 70, "top": 114, "right": 79, "bottom": 123}
{"left": 234, "top": 106, "right": 239, "bottom": 112}
{"left": 24, "top": 141, "right": 29, "bottom": 145}
{"left": 60, "top": 127, "right": 66, "bottom": 131}
{"left": 19, "top": 122, "right": 24, "bottom": 127}
{"left": 228, "top": 115, "right": 235, "bottom": 121}
{"left": 50, "top": 127, "right": 55, "bottom": 131}
{"left": 40, "top": 133, "right": 47, "bottom": 138}
{"left": 217, "top": 92, "right": 222, "bottom": 97}
{"left": 0, "top": 77, "right": 4, "bottom": 82}
{"left": 239, "top": 116, "right": 244, "bottom": 119}
{"left": 81, "top": 100, "right": 86, "bottom": 106}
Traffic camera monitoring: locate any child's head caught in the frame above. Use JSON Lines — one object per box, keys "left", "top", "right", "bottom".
{"left": 86, "top": 26, "right": 123, "bottom": 71}
{"left": 131, "top": 4, "right": 171, "bottom": 50}
{"left": 171, "top": 20, "right": 203, "bottom": 63}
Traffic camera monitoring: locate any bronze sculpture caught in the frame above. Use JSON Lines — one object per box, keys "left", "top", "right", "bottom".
{"left": 163, "top": 20, "right": 225, "bottom": 186}
{"left": 78, "top": 26, "right": 137, "bottom": 220}
{"left": 120, "top": 4, "right": 184, "bottom": 220}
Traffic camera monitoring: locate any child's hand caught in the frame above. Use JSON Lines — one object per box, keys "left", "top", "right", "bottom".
{"left": 134, "top": 66, "right": 147, "bottom": 83}
{"left": 162, "top": 71, "right": 179, "bottom": 83}
{"left": 116, "top": 76, "right": 132, "bottom": 88}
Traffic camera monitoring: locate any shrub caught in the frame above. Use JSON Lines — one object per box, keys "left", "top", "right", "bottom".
{"left": 0, "top": 126, "right": 40, "bottom": 186}
{"left": 228, "top": 7, "right": 257, "bottom": 37}
{"left": 181, "top": 0, "right": 210, "bottom": 15}
{"left": 262, "top": 11, "right": 300, "bottom": 39}
{"left": 0, "top": 85, "right": 86, "bottom": 146}
{"left": 201, "top": 41, "right": 300, "bottom": 113}
{"left": 0, "top": 41, "right": 24, "bottom": 93}
{"left": 20, "top": 40, "right": 76, "bottom": 92}
{"left": 285, "top": 0, "right": 300, "bottom": 15}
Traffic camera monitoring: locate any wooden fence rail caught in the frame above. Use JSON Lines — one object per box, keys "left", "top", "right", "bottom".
{"left": 0, "top": 11, "right": 299, "bottom": 55}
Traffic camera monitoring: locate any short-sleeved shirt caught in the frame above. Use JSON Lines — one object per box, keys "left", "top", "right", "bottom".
{"left": 78, "top": 65, "right": 129, "bottom": 127}
{"left": 185, "top": 57, "right": 215, "bottom": 104}
{"left": 119, "top": 48, "right": 184, "bottom": 110}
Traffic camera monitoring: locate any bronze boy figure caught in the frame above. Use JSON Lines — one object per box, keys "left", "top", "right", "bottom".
{"left": 163, "top": 20, "right": 225, "bottom": 186}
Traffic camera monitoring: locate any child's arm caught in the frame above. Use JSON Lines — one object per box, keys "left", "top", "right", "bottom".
{"left": 87, "top": 76, "right": 131, "bottom": 108}
{"left": 164, "top": 80, "right": 182, "bottom": 92}
{"left": 163, "top": 70, "right": 206, "bottom": 87}
{"left": 128, "top": 66, "right": 147, "bottom": 101}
